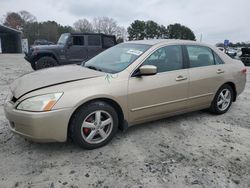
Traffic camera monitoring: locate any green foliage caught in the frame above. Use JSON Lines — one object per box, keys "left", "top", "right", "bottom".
{"left": 145, "top": 20, "right": 160, "bottom": 39}
{"left": 167, "top": 23, "right": 196, "bottom": 40}
{"left": 22, "top": 21, "right": 73, "bottom": 45}
{"left": 127, "top": 20, "right": 146, "bottom": 40}
{"left": 128, "top": 20, "right": 195, "bottom": 41}
{"left": 3, "top": 11, "right": 73, "bottom": 45}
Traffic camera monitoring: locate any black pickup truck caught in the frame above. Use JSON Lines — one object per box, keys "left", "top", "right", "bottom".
{"left": 25, "top": 33, "right": 117, "bottom": 70}
{"left": 240, "top": 48, "right": 250, "bottom": 66}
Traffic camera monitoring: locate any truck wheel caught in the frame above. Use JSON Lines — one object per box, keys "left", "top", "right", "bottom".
{"left": 36, "top": 56, "right": 58, "bottom": 70}
{"left": 30, "top": 62, "right": 37, "bottom": 70}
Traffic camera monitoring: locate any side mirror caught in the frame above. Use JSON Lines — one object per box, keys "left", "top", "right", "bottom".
{"left": 139, "top": 65, "right": 157, "bottom": 76}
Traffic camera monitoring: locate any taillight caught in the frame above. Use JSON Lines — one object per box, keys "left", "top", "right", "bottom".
{"left": 241, "top": 68, "right": 247, "bottom": 74}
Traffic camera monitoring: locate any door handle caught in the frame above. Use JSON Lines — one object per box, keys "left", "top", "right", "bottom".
{"left": 176, "top": 75, "right": 187, "bottom": 81}
{"left": 217, "top": 69, "right": 224, "bottom": 74}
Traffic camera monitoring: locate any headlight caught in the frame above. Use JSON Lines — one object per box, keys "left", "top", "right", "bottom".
{"left": 16, "top": 93, "right": 63, "bottom": 112}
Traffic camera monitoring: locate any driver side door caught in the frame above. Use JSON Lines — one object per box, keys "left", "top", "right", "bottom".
{"left": 128, "top": 45, "right": 189, "bottom": 124}
{"left": 66, "top": 35, "right": 88, "bottom": 63}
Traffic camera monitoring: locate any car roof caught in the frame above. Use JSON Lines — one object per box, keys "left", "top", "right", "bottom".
{"left": 70, "top": 32, "right": 116, "bottom": 37}
{"left": 125, "top": 39, "right": 207, "bottom": 46}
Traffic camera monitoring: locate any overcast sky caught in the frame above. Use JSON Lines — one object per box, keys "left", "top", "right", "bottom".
{"left": 1, "top": 0, "right": 250, "bottom": 44}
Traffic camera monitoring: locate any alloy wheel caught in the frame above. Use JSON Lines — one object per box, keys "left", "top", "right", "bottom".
{"left": 80, "top": 110, "right": 113, "bottom": 144}
{"left": 217, "top": 88, "right": 231, "bottom": 111}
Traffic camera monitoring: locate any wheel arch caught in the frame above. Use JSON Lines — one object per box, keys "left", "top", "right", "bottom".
{"left": 222, "top": 82, "right": 237, "bottom": 102}
{"left": 34, "top": 52, "right": 58, "bottom": 63}
{"left": 68, "top": 97, "right": 127, "bottom": 138}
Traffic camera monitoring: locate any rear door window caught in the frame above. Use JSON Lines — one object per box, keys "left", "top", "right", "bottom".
{"left": 186, "top": 45, "right": 214, "bottom": 68}
{"left": 88, "top": 35, "right": 101, "bottom": 46}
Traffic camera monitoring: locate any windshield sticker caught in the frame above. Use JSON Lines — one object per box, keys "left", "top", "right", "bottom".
{"left": 126, "top": 49, "right": 143, "bottom": 56}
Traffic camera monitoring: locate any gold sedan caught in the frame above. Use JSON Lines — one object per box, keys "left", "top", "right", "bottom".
{"left": 4, "top": 40, "right": 247, "bottom": 149}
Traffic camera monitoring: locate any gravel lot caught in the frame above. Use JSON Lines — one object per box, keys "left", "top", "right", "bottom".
{"left": 0, "top": 54, "right": 250, "bottom": 188}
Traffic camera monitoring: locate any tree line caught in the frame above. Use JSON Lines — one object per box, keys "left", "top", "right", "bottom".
{"left": 127, "top": 20, "right": 196, "bottom": 41}
{"left": 1, "top": 10, "right": 197, "bottom": 46}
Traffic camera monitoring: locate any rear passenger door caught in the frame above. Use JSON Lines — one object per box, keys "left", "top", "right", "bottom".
{"left": 185, "top": 45, "right": 225, "bottom": 108}
{"left": 67, "top": 35, "right": 88, "bottom": 63}
{"left": 87, "top": 35, "right": 103, "bottom": 60}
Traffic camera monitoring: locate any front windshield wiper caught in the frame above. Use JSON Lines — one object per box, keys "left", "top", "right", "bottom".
{"left": 85, "top": 65, "right": 103, "bottom": 72}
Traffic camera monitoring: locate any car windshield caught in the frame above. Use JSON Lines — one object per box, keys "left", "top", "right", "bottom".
{"left": 84, "top": 43, "right": 151, "bottom": 73}
{"left": 57, "top": 33, "right": 70, "bottom": 45}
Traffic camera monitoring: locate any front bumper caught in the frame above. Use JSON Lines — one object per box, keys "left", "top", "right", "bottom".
{"left": 4, "top": 101, "right": 72, "bottom": 142}
{"left": 24, "top": 53, "right": 34, "bottom": 63}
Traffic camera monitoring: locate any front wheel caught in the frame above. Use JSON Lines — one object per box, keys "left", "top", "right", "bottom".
{"left": 36, "top": 56, "right": 58, "bottom": 70}
{"left": 210, "top": 84, "right": 234, "bottom": 114}
{"left": 69, "top": 101, "right": 118, "bottom": 149}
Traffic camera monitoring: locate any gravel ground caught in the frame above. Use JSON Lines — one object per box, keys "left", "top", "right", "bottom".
{"left": 0, "top": 54, "right": 250, "bottom": 188}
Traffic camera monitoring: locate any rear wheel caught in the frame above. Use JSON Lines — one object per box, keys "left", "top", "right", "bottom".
{"left": 210, "top": 84, "right": 234, "bottom": 114}
{"left": 69, "top": 101, "right": 118, "bottom": 149}
{"left": 36, "top": 56, "right": 58, "bottom": 70}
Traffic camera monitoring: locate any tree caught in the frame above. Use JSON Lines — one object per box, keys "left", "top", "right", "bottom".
{"left": 92, "top": 17, "right": 118, "bottom": 35}
{"left": 3, "top": 11, "right": 36, "bottom": 30}
{"left": 145, "top": 20, "right": 161, "bottom": 39}
{"left": 19, "top": 10, "right": 36, "bottom": 23}
{"left": 159, "top": 25, "right": 168, "bottom": 39}
{"left": 91, "top": 17, "right": 127, "bottom": 41}
{"left": 127, "top": 20, "right": 146, "bottom": 40}
{"left": 116, "top": 26, "right": 127, "bottom": 43}
{"left": 3, "top": 12, "right": 24, "bottom": 30}
{"left": 73, "top": 18, "right": 93, "bottom": 32}
{"left": 58, "top": 25, "right": 73, "bottom": 35}
{"left": 22, "top": 21, "right": 73, "bottom": 45}
{"left": 167, "top": 23, "right": 196, "bottom": 40}
{"left": 128, "top": 20, "right": 170, "bottom": 40}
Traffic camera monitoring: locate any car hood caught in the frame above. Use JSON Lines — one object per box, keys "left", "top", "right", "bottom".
{"left": 10, "top": 65, "right": 105, "bottom": 99}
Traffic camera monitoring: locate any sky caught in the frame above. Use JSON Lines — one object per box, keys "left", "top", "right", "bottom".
{"left": 1, "top": 0, "right": 250, "bottom": 44}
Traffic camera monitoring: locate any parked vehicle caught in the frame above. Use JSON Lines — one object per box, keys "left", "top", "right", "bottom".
{"left": 240, "top": 47, "right": 250, "bottom": 66}
{"left": 33, "top": 39, "right": 54, "bottom": 46}
{"left": 226, "top": 48, "right": 237, "bottom": 58}
{"left": 24, "top": 33, "right": 117, "bottom": 70}
{"left": 5, "top": 40, "right": 246, "bottom": 149}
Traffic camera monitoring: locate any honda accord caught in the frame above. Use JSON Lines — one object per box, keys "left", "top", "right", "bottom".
{"left": 4, "top": 40, "right": 246, "bottom": 149}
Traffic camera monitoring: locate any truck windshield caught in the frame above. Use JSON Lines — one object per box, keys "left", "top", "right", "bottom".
{"left": 57, "top": 33, "right": 70, "bottom": 45}
{"left": 84, "top": 43, "right": 151, "bottom": 73}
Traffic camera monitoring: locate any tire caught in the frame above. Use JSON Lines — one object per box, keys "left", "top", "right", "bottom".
{"left": 30, "top": 62, "right": 37, "bottom": 70}
{"left": 210, "top": 84, "right": 234, "bottom": 114}
{"left": 36, "top": 56, "right": 58, "bottom": 70}
{"left": 69, "top": 101, "right": 119, "bottom": 149}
